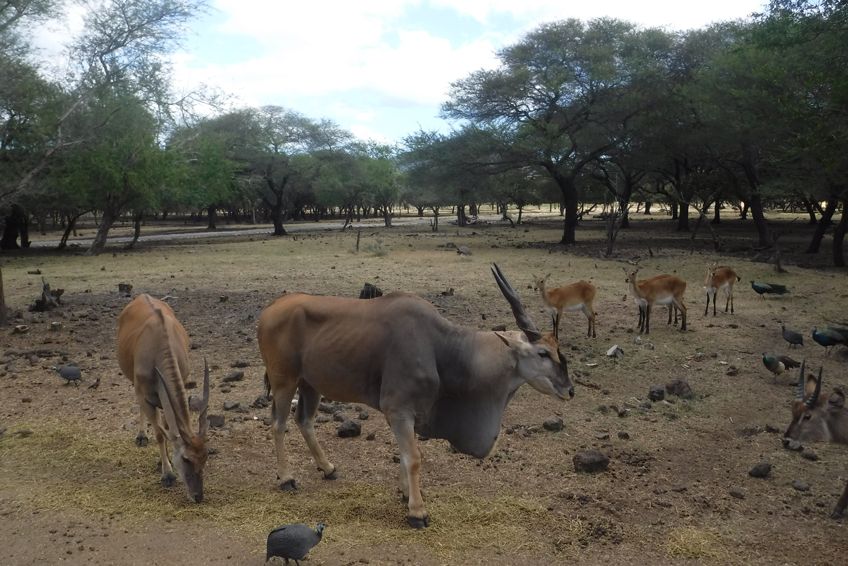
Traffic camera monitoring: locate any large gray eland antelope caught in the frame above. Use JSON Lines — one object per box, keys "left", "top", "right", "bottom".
{"left": 117, "top": 294, "right": 210, "bottom": 503}
{"left": 257, "top": 263, "right": 574, "bottom": 528}
{"left": 783, "top": 360, "right": 848, "bottom": 518}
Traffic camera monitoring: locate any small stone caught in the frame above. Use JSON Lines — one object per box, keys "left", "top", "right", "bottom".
{"left": 491, "top": 324, "right": 507, "bottom": 332}
{"left": 617, "top": 431, "right": 630, "bottom": 440}
{"left": 791, "top": 480, "right": 810, "bottom": 492}
{"left": 594, "top": 432, "right": 610, "bottom": 440}
{"left": 543, "top": 418, "right": 564, "bottom": 432}
{"left": 785, "top": 439, "right": 803, "bottom": 451}
{"left": 729, "top": 488, "right": 745, "bottom": 499}
{"left": 666, "top": 379, "right": 694, "bottom": 399}
{"left": 801, "top": 450, "right": 818, "bottom": 461}
{"left": 222, "top": 371, "right": 244, "bottom": 383}
{"left": 725, "top": 366, "right": 739, "bottom": 376}
{"left": 606, "top": 345, "right": 624, "bottom": 358}
{"left": 765, "top": 424, "right": 780, "bottom": 434}
{"left": 573, "top": 450, "right": 609, "bottom": 473}
{"left": 250, "top": 396, "right": 270, "bottom": 409}
{"left": 366, "top": 432, "right": 376, "bottom": 441}
{"left": 358, "top": 411, "right": 369, "bottom": 420}
{"left": 50, "top": 322, "right": 62, "bottom": 332}
{"left": 230, "top": 360, "right": 249, "bottom": 368}
{"left": 333, "top": 413, "right": 346, "bottom": 422}
{"left": 337, "top": 419, "right": 361, "bottom": 438}
{"left": 223, "top": 400, "right": 241, "bottom": 411}
{"left": 648, "top": 385, "right": 665, "bottom": 402}
{"left": 749, "top": 462, "right": 772, "bottom": 478}
{"left": 207, "top": 415, "right": 225, "bottom": 428}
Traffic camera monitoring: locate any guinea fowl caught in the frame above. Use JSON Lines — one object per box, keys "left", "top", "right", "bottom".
{"left": 751, "top": 281, "right": 789, "bottom": 297}
{"left": 781, "top": 324, "right": 804, "bottom": 348}
{"left": 266, "top": 522, "right": 325, "bottom": 565}
{"left": 812, "top": 327, "right": 848, "bottom": 355}
{"left": 762, "top": 353, "right": 801, "bottom": 380}
{"left": 53, "top": 365, "right": 82, "bottom": 386}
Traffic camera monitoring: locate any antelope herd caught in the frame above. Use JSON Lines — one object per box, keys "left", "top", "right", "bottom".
{"left": 110, "top": 259, "right": 848, "bottom": 527}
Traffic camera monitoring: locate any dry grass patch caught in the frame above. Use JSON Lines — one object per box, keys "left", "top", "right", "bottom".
{"left": 665, "top": 525, "right": 729, "bottom": 561}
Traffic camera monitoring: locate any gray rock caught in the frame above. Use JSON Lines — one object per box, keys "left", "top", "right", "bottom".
{"left": 366, "top": 432, "right": 376, "bottom": 441}
{"left": 543, "top": 418, "right": 564, "bottom": 432}
{"left": 725, "top": 366, "right": 739, "bottom": 377}
{"left": 231, "top": 360, "right": 250, "bottom": 368}
{"left": 791, "top": 480, "right": 810, "bottom": 492}
{"left": 207, "top": 415, "right": 225, "bottom": 428}
{"left": 223, "top": 401, "right": 240, "bottom": 411}
{"left": 617, "top": 431, "right": 630, "bottom": 440}
{"left": 333, "top": 413, "right": 346, "bottom": 422}
{"left": 222, "top": 371, "right": 244, "bottom": 383}
{"left": 594, "top": 432, "right": 610, "bottom": 440}
{"left": 648, "top": 385, "right": 665, "bottom": 402}
{"left": 749, "top": 462, "right": 772, "bottom": 478}
{"left": 666, "top": 379, "right": 694, "bottom": 399}
{"left": 573, "top": 450, "right": 610, "bottom": 473}
{"left": 337, "top": 419, "right": 361, "bottom": 438}
{"left": 729, "top": 488, "right": 745, "bottom": 499}
{"left": 250, "top": 396, "right": 270, "bottom": 409}
{"left": 358, "top": 411, "right": 369, "bottom": 420}
{"left": 801, "top": 449, "right": 818, "bottom": 461}
{"left": 785, "top": 439, "right": 803, "bottom": 451}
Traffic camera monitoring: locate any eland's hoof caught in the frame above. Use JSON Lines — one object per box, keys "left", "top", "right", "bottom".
{"left": 135, "top": 434, "right": 149, "bottom": 447}
{"left": 279, "top": 479, "right": 297, "bottom": 492}
{"left": 322, "top": 466, "right": 337, "bottom": 480}
{"left": 407, "top": 514, "right": 430, "bottom": 529}
{"left": 161, "top": 472, "right": 176, "bottom": 488}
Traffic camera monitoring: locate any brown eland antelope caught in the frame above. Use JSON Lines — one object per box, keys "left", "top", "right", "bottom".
{"left": 533, "top": 274, "right": 597, "bottom": 338}
{"left": 784, "top": 361, "right": 848, "bottom": 518}
{"left": 703, "top": 264, "right": 740, "bottom": 316}
{"left": 117, "top": 294, "right": 210, "bottom": 503}
{"left": 624, "top": 267, "right": 687, "bottom": 334}
{"left": 257, "top": 263, "right": 574, "bottom": 528}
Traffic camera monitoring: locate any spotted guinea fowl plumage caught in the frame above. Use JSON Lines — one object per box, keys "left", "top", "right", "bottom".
{"left": 266, "top": 522, "right": 325, "bottom": 565}
{"left": 781, "top": 324, "right": 804, "bottom": 348}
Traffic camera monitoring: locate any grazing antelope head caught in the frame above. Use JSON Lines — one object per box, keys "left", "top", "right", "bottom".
{"left": 117, "top": 294, "right": 210, "bottom": 503}
{"left": 257, "top": 263, "right": 573, "bottom": 529}
{"left": 532, "top": 273, "right": 597, "bottom": 338}
{"left": 783, "top": 361, "right": 848, "bottom": 518}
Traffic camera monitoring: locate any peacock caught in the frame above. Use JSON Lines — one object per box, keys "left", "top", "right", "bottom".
{"left": 762, "top": 353, "right": 801, "bottom": 380}
{"left": 812, "top": 327, "right": 848, "bottom": 355}
{"left": 751, "top": 281, "right": 789, "bottom": 297}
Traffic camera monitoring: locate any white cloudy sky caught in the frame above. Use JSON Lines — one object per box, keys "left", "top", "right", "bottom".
{"left": 31, "top": 0, "right": 767, "bottom": 144}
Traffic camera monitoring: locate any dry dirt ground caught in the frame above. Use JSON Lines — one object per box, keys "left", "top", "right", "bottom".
{"left": 1, "top": 211, "right": 848, "bottom": 565}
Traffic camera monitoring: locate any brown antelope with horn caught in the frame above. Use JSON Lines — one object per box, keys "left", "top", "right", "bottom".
{"left": 783, "top": 360, "right": 848, "bottom": 518}
{"left": 117, "top": 294, "right": 210, "bottom": 503}
{"left": 257, "top": 264, "right": 573, "bottom": 528}
{"left": 533, "top": 274, "right": 596, "bottom": 338}
{"left": 703, "top": 263, "right": 740, "bottom": 316}
{"left": 624, "top": 267, "right": 687, "bottom": 334}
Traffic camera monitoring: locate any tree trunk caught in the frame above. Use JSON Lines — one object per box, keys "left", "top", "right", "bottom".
{"left": 833, "top": 200, "right": 847, "bottom": 267}
{"left": 801, "top": 197, "right": 817, "bottom": 224}
{"left": 457, "top": 204, "right": 467, "bottom": 227}
{"left": 271, "top": 203, "right": 287, "bottom": 235}
{"left": 807, "top": 197, "right": 837, "bottom": 253}
{"left": 554, "top": 175, "right": 579, "bottom": 244}
{"left": 748, "top": 193, "right": 773, "bottom": 247}
{"left": 207, "top": 205, "right": 217, "bottom": 230}
{"left": 0, "top": 266, "right": 7, "bottom": 326}
{"left": 125, "top": 211, "right": 143, "bottom": 249}
{"left": 676, "top": 201, "right": 690, "bottom": 232}
{"left": 431, "top": 207, "right": 439, "bottom": 232}
{"left": 57, "top": 213, "right": 82, "bottom": 250}
{"left": 416, "top": 206, "right": 424, "bottom": 217}
{"left": 644, "top": 200, "right": 652, "bottom": 215}
{"left": 87, "top": 207, "right": 117, "bottom": 255}
{"left": 712, "top": 201, "right": 721, "bottom": 224}
{"left": 740, "top": 201, "right": 749, "bottom": 220}
{"left": 517, "top": 205, "right": 524, "bottom": 225}
{"left": 670, "top": 202, "right": 679, "bottom": 220}
{"left": 382, "top": 207, "right": 392, "bottom": 227}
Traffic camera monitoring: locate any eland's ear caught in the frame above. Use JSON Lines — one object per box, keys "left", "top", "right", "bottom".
{"left": 828, "top": 389, "right": 845, "bottom": 409}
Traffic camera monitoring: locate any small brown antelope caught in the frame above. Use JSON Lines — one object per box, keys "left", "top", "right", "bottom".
{"left": 629, "top": 274, "right": 679, "bottom": 330}
{"left": 703, "top": 264, "right": 740, "bottom": 316}
{"left": 257, "top": 264, "right": 573, "bottom": 529}
{"left": 533, "top": 274, "right": 596, "bottom": 337}
{"left": 783, "top": 361, "right": 848, "bottom": 518}
{"left": 624, "top": 267, "right": 687, "bottom": 334}
{"left": 117, "top": 294, "right": 210, "bottom": 503}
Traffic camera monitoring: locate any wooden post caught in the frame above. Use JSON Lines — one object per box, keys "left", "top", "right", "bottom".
{"left": 355, "top": 229, "right": 361, "bottom": 252}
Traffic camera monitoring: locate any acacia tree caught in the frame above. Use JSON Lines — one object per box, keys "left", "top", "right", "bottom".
{"left": 444, "top": 19, "right": 672, "bottom": 244}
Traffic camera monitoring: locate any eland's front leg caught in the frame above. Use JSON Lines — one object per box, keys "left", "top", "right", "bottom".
{"left": 387, "top": 413, "right": 428, "bottom": 528}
